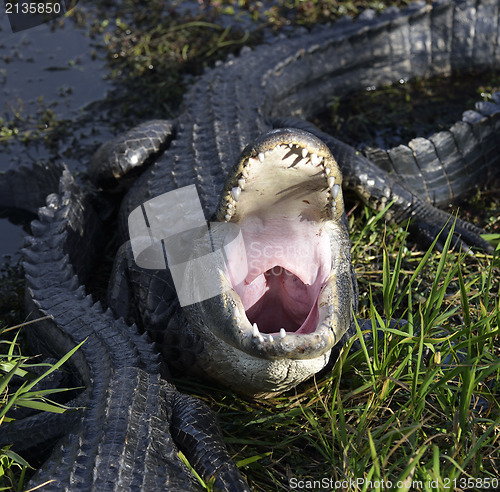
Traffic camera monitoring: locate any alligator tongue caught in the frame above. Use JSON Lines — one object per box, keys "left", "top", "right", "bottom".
{"left": 244, "top": 267, "right": 320, "bottom": 334}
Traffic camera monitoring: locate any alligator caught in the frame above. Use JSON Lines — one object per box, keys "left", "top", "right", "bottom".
{"left": 0, "top": 0, "right": 499, "bottom": 490}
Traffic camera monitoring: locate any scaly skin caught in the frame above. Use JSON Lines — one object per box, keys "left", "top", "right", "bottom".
{"left": 108, "top": 0, "right": 498, "bottom": 396}
{"left": 0, "top": 172, "right": 250, "bottom": 491}
{"left": 0, "top": 0, "right": 498, "bottom": 489}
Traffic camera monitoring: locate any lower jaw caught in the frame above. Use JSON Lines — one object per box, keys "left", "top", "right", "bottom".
{"left": 195, "top": 324, "right": 332, "bottom": 397}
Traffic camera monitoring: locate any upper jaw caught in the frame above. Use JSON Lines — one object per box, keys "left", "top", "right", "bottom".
{"left": 185, "top": 128, "right": 354, "bottom": 361}
{"left": 216, "top": 128, "right": 345, "bottom": 225}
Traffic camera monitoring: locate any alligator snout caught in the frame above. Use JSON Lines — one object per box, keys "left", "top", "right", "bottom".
{"left": 183, "top": 129, "right": 357, "bottom": 396}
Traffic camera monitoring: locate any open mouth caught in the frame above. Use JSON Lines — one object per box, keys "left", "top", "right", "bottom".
{"left": 245, "top": 265, "right": 322, "bottom": 336}
{"left": 230, "top": 212, "right": 332, "bottom": 337}
{"left": 189, "top": 128, "right": 354, "bottom": 360}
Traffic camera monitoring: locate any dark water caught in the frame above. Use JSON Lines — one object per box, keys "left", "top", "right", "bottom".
{"left": 0, "top": 217, "right": 28, "bottom": 257}
{"left": 315, "top": 71, "right": 500, "bottom": 152}
{"left": 0, "top": 5, "right": 111, "bottom": 257}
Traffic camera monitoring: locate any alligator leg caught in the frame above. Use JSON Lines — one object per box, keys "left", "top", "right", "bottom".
{"left": 324, "top": 132, "right": 494, "bottom": 253}
{"left": 170, "top": 392, "right": 251, "bottom": 492}
{"left": 88, "top": 119, "right": 176, "bottom": 193}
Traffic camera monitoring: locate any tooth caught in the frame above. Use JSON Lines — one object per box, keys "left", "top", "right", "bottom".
{"left": 231, "top": 187, "right": 241, "bottom": 201}
{"left": 252, "top": 323, "right": 259, "bottom": 338}
{"left": 238, "top": 178, "right": 245, "bottom": 190}
{"left": 311, "top": 153, "right": 320, "bottom": 166}
{"left": 234, "top": 306, "right": 240, "bottom": 318}
{"left": 258, "top": 152, "right": 265, "bottom": 163}
{"left": 242, "top": 168, "right": 249, "bottom": 178}
{"left": 280, "top": 328, "right": 286, "bottom": 339}
{"left": 224, "top": 213, "right": 231, "bottom": 221}
{"left": 332, "top": 184, "right": 340, "bottom": 199}
{"left": 268, "top": 335, "right": 273, "bottom": 342}
{"left": 301, "top": 148, "right": 308, "bottom": 158}
{"left": 288, "top": 142, "right": 293, "bottom": 148}
{"left": 227, "top": 202, "right": 233, "bottom": 209}
{"left": 325, "top": 167, "right": 330, "bottom": 175}
{"left": 327, "top": 177, "right": 335, "bottom": 188}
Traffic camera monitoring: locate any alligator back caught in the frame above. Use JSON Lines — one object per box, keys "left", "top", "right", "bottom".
{"left": 124, "top": 0, "right": 500, "bottom": 227}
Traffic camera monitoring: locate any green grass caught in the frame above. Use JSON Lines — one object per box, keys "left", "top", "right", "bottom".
{"left": 0, "top": 320, "right": 84, "bottom": 491}
{"left": 176, "top": 202, "right": 500, "bottom": 491}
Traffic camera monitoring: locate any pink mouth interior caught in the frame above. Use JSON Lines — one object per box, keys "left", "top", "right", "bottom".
{"left": 226, "top": 216, "right": 331, "bottom": 335}
{"left": 244, "top": 266, "right": 322, "bottom": 334}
